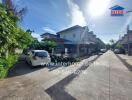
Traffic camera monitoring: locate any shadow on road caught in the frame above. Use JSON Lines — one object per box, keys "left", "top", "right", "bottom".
{"left": 45, "top": 55, "right": 100, "bottom": 100}
{"left": 7, "top": 54, "right": 65, "bottom": 77}
{"left": 7, "top": 60, "right": 70, "bottom": 78}
{"left": 7, "top": 61, "right": 45, "bottom": 78}
{"left": 116, "top": 54, "right": 132, "bottom": 72}
{"left": 47, "top": 64, "right": 64, "bottom": 71}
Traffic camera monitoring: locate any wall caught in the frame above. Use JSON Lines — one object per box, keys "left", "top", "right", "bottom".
{"left": 59, "top": 27, "right": 97, "bottom": 44}
{"left": 60, "top": 28, "right": 82, "bottom": 44}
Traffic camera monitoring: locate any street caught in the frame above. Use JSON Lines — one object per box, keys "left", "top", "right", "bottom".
{"left": 1, "top": 0, "right": 132, "bottom": 100}
{"left": 0, "top": 50, "right": 132, "bottom": 100}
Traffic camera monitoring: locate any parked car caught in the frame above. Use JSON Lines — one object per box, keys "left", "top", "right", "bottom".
{"left": 26, "top": 50, "right": 51, "bottom": 67}
{"left": 114, "top": 49, "right": 125, "bottom": 54}
{"left": 114, "top": 49, "right": 120, "bottom": 54}
{"left": 100, "top": 49, "right": 107, "bottom": 53}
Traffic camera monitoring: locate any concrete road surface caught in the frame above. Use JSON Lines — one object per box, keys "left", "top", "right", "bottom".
{"left": 0, "top": 51, "right": 132, "bottom": 100}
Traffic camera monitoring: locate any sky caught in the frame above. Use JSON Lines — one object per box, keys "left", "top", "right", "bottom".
{"left": 12, "top": 0, "right": 132, "bottom": 43}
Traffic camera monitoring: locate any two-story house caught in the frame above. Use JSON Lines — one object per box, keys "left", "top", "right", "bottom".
{"left": 41, "top": 25, "right": 104, "bottom": 57}
{"left": 117, "top": 26, "right": 132, "bottom": 55}
{"left": 56, "top": 25, "right": 101, "bottom": 57}
{"left": 57, "top": 25, "right": 97, "bottom": 44}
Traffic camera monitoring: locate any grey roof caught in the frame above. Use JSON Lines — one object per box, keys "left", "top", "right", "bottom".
{"left": 57, "top": 25, "right": 82, "bottom": 34}
{"left": 40, "top": 32, "right": 57, "bottom": 37}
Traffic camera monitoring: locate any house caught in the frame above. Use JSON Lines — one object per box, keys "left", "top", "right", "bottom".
{"left": 41, "top": 32, "right": 58, "bottom": 39}
{"left": 117, "top": 26, "right": 132, "bottom": 55}
{"left": 41, "top": 32, "right": 72, "bottom": 44}
{"left": 56, "top": 25, "right": 104, "bottom": 57}
{"left": 110, "top": 5, "right": 125, "bottom": 16}
{"left": 41, "top": 25, "right": 104, "bottom": 57}
{"left": 96, "top": 38, "right": 105, "bottom": 49}
{"left": 41, "top": 32, "right": 73, "bottom": 55}
{"left": 57, "top": 25, "right": 97, "bottom": 44}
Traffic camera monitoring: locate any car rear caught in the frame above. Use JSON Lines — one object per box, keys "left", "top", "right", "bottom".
{"left": 100, "top": 49, "right": 107, "bottom": 53}
{"left": 31, "top": 50, "right": 51, "bottom": 66}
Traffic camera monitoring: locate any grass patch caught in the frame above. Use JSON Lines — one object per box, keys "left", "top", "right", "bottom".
{"left": 0, "top": 54, "right": 19, "bottom": 79}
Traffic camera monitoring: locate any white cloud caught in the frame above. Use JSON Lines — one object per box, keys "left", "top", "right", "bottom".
{"left": 31, "top": 33, "right": 42, "bottom": 41}
{"left": 43, "top": 27, "right": 56, "bottom": 34}
{"left": 67, "top": 0, "right": 86, "bottom": 26}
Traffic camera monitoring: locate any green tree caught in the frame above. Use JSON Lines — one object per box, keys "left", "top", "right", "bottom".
{"left": 40, "top": 40, "right": 57, "bottom": 53}
{"left": 106, "top": 44, "right": 111, "bottom": 50}
{"left": 31, "top": 40, "right": 57, "bottom": 53}
{"left": 3, "top": 0, "right": 27, "bottom": 20}
{"left": 0, "top": 3, "right": 33, "bottom": 78}
{"left": 115, "top": 44, "right": 124, "bottom": 50}
{"left": 0, "top": 4, "right": 33, "bottom": 56}
{"left": 30, "top": 38, "right": 40, "bottom": 49}
{"left": 109, "top": 39, "right": 116, "bottom": 50}
{"left": 110, "top": 39, "right": 115, "bottom": 45}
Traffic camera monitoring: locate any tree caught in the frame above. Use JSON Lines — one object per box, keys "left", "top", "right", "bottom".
{"left": 2, "top": 0, "right": 27, "bottom": 20}
{"left": 30, "top": 38, "right": 40, "bottom": 49}
{"left": 30, "top": 40, "right": 57, "bottom": 53}
{"left": 0, "top": 4, "right": 33, "bottom": 57}
{"left": 110, "top": 39, "right": 115, "bottom": 45}
{"left": 0, "top": 4, "right": 17, "bottom": 53}
{"left": 109, "top": 39, "right": 116, "bottom": 50}
{"left": 40, "top": 40, "right": 57, "bottom": 53}
{"left": 106, "top": 44, "right": 111, "bottom": 50}
{"left": 0, "top": 2, "right": 33, "bottom": 78}
{"left": 115, "top": 44, "right": 125, "bottom": 51}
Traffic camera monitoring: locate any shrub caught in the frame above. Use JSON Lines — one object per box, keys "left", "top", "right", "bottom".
{"left": 50, "top": 55, "right": 80, "bottom": 63}
{"left": 0, "top": 54, "right": 19, "bottom": 79}
{"left": 0, "top": 3, "right": 33, "bottom": 79}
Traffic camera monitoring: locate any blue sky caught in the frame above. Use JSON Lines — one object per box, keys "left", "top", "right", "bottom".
{"left": 12, "top": 0, "right": 132, "bottom": 43}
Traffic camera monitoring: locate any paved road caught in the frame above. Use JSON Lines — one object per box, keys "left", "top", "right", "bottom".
{"left": 64, "top": 51, "right": 132, "bottom": 100}
{"left": 0, "top": 51, "right": 132, "bottom": 100}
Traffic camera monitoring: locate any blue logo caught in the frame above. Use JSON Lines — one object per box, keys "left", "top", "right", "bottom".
{"left": 110, "top": 5, "right": 125, "bottom": 16}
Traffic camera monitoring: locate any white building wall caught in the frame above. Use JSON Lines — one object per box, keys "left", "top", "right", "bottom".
{"left": 84, "top": 31, "right": 96, "bottom": 43}
{"left": 59, "top": 26, "right": 97, "bottom": 44}
{"left": 60, "top": 28, "right": 83, "bottom": 44}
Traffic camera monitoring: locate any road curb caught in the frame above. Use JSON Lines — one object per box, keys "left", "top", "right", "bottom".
{"left": 116, "top": 54, "right": 132, "bottom": 72}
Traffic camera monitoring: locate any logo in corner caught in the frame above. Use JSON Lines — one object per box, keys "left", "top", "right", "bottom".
{"left": 110, "top": 5, "right": 125, "bottom": 16}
